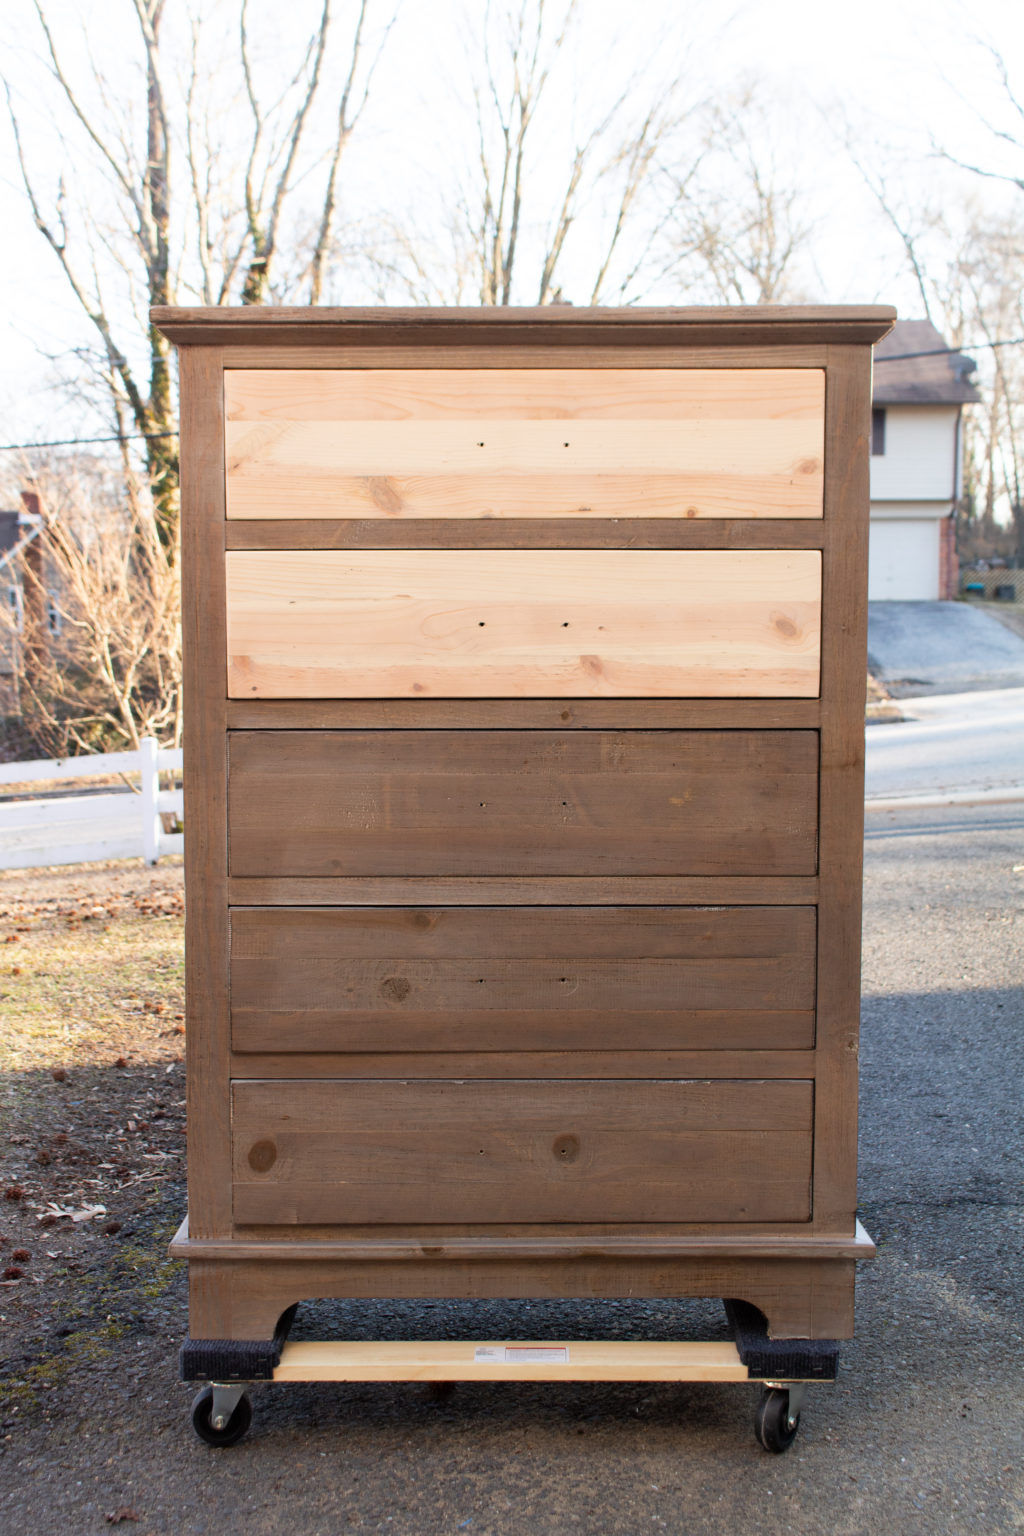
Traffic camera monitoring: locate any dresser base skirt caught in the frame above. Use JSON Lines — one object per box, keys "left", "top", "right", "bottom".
{"left": 172, "top": 1219, "right": 873, "bottom": 1343}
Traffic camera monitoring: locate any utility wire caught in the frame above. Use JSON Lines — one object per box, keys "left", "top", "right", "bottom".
{"left": 877, "top": 338, "right": 1024, "bottom": 361}
{"left": 1, "top": 337, "right": 1023, "bottom": 451}
{"left": 0, "top": 429, "right": 178, "bottom": 453}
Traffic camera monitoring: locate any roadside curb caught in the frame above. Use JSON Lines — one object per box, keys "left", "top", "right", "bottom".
{"left": 866, "top": 785, "right": 1024, "bottom": 811}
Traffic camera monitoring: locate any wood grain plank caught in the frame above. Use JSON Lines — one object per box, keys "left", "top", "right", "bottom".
{"left": 226, "top": 368, "right": 824, "bottom": 421}
{"left": 812, "top": 345, "right": 871, "bottom": 1232}
{"left": 220, "top": 344, "right": 832, "bottom": 369}
{"left": 227, "top": 1049, "right": 819, "bottom": 1079}
{"left": 225, "top": 368, "right": 824, "bottom": 520}
{"left": 152, "top": 303, "right": 895, "bottom": 350}
{"left": 229, "top": 905, "right": 816, "bottom": 1054}
{"left": 224, "top": 698, "right": 823, "bottom": 729}
{"left": 224, "top": 876, "right": 821, "bottom": 906}
{"left": 173, "top": 1218, "right": 876, "bottom": 1262}
{"left": 272, "top": 1338, "right": 751, "bottom": 1383}
{"left": 224, "top": 517, "right": 828, "bottom": 550}
{"left": 185, "top": 1252, "right": 857, "bottom": 1340}
{"left": 231, "top": 1079, "right": 814, "bottom": 1225}
{"left": 227, "top": 729, "right": 820, "bottom": 878}
{"left": 225, "top": 549, "right": 822, "bottom": 699}
{"left": 179, "top": 347, "right": 232, "bottom": 1240}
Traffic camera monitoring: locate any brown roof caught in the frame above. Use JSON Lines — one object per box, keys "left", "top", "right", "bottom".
{"left": 873, "top": 319, "right": 981, "bottom": 405}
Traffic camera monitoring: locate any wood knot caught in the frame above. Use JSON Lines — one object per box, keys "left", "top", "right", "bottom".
{"left": 248, "top": 1139, "right": 277, "bottom": 1174}
{"left": 796, "top": 457, "right": 820, "bottom": 477}
{"left": 367, "top": 476, "right": 404, "bottom": 514}
{"left": 772, "top": 611, "right": 799, "bottom": 640}
{"left": 380, "top": 975, "right": 411, "bottom": 1003}
{"left": 553, "top": 1134, "right": 580, "bottom": 1163}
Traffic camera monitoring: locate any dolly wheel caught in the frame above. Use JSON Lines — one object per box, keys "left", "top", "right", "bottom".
{"left": 754, "top": 1387, "right": 801, "bottom": 1453}
{"left": 190, "top": 1386, "right": 253, "bottom": 1447}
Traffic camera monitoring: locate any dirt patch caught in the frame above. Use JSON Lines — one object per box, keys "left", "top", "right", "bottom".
{"left": 0, "top": 857, "right": 187, "bottom": 1439}
{"left": 866, "top": 672, "right": 903, "bottom": 724}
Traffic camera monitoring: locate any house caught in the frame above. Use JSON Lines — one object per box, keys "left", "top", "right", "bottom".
{"left": 1, "top": 508, "right": 25, "bottom": 712}
{"left": 0, "top": 493, "right": 59, "bottom": 717}
{"left": 869, "top": 319, "right": 981, "bottom": 600}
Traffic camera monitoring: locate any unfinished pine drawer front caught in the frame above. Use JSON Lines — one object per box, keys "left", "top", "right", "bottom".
{"left": 224, "top": 368, "right": 825, "bottom": 520}
{"left": 225, "top": 549, "right": 822, "bottom": 699}
{"left": 232, "top": 1079, "right": 814, "bottom": 1225}
{"left": 228, "top": 730, "right": 819, "bottom": 878}
{"left": 230, "top": 906, "right": 817, "bottom": 1054}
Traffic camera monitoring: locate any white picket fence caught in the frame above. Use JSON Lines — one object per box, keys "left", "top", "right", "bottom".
{"left": 0, "top": 737, "right": 183, "bottom": 869}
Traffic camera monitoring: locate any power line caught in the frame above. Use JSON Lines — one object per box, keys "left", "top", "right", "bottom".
{"left": 1, "top": 336, "right": 1023, "bottom": 449}
{"left": 876, "top": 338, "right": 1024, "bottom": 361}
{"left": 0, "top": 429, "right": 178, "bottom": 453}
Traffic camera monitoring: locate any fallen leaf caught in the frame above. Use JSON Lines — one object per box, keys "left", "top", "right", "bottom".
{"left": 104, "top": 1510, "right": 139, "bottom": 1525}
{"left": 41, "top": 1201, "right": 107, "bottom": 1223}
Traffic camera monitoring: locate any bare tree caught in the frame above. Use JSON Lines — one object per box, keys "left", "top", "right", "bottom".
{"left": 946, "top": 220, "right": 1024, "bottom": 565}
{"left": 934, "top": 39, "right": 1024, "bottom": 196}
{"left": 5, "top": 0, "right": 393, "bottom": 549}
{"left": 668, "top": 92, "right": 812, "bottom": 304}
{"left": 0, "top": 460, "right": 183, "bottom": 755}
{"left": 7, "top": 1, "right": 178, "bottom": 546}
{"left": 366, "top": 0, "right": 706, "bottom": 307}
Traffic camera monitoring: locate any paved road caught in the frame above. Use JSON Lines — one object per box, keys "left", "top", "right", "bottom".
{"left": 868, "top": 601, "right": 1024, "bottom": 695}
{"left": 866, "top": 687, "right": 1024, "bottom": 805}
{"left": 1, "top": 804, "right": 1022, "bottom": 1534}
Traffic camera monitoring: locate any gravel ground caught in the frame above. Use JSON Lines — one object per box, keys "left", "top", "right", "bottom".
{"left": 0, "top": 806, "right": 1022, "bottom": 1535}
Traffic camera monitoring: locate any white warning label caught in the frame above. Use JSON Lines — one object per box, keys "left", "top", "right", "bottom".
{"left": 474, "top": 1345, "right": 570, "bottom": 1363}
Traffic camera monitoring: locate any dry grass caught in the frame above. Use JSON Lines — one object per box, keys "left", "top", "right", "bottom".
{"left": 0, "top": 858, "right": 188, "bottom": 1420}
{"left": 0, "top": 861, "right": 184, "bottom": 1072}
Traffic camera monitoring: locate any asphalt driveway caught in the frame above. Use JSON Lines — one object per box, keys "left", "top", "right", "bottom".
{"left": 1, "top": 802, "right": 1022, "bottom": 1535}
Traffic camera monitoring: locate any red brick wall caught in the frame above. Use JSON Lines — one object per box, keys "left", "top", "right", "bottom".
{"left": 939, "top": 515, "right": 958, "bottom": 600}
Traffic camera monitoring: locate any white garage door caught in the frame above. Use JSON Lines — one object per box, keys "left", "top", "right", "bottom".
{"left": 868, "top": 519, "right": 940, "bottom": 600}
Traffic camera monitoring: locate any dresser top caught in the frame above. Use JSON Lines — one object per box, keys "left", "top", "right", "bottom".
{"left": 152, "top": 304, "right": 896, "bottom": 349}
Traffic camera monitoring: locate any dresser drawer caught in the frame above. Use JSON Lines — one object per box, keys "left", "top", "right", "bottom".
{"left": 230, "top": 905, "right": 816, "bottom": 1053}
{"left": 224, "top": 366, "right": 825, "bottom": 521}
{"left": 225, "top": 548, "right": 821, "bottom": 699}
{"left": 228, "top": 730, "right": 819, "bottom": 878}
{"left": 231, "top": 1078, "right": 814, "bottom": 1225}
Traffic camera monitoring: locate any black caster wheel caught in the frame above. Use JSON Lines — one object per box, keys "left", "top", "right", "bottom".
{"left": 190, "top": 1386, "right": 253, "bottom": 1447}
{"left": 754, "top": 1387, "right": 801, "bottom": 1453}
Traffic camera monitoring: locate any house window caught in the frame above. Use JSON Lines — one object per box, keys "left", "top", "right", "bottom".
{"left": 872, "top": 408, "right": 886, "bottom": 455}
{"left": 47, "top": 599, "right": 62, "bottom": 637}
{"left": 6, "top": 584, "right": 22, "bottom": 631}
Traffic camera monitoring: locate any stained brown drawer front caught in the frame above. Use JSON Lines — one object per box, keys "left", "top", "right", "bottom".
{"left": 230, "top": 906, "right": 817, "bottom": 1054}
{"left": 228, "top": 730, "right": 819, "bottom": 878}
{"left": 232, "top": 1079, "right": 814, "bottom": 1225}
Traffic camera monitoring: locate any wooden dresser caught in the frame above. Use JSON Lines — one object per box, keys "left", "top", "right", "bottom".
{"left": 156, "top": 304, "right": 893, "bottom": 1351}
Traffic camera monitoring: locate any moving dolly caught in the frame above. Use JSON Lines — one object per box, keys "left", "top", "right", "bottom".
{"left": 181, "top": 1299, "right": 839, "bottom": 1455}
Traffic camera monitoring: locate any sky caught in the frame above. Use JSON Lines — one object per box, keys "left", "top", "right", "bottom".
{"left": 0, "top": 0, "right": 1022, "bottom": 451}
